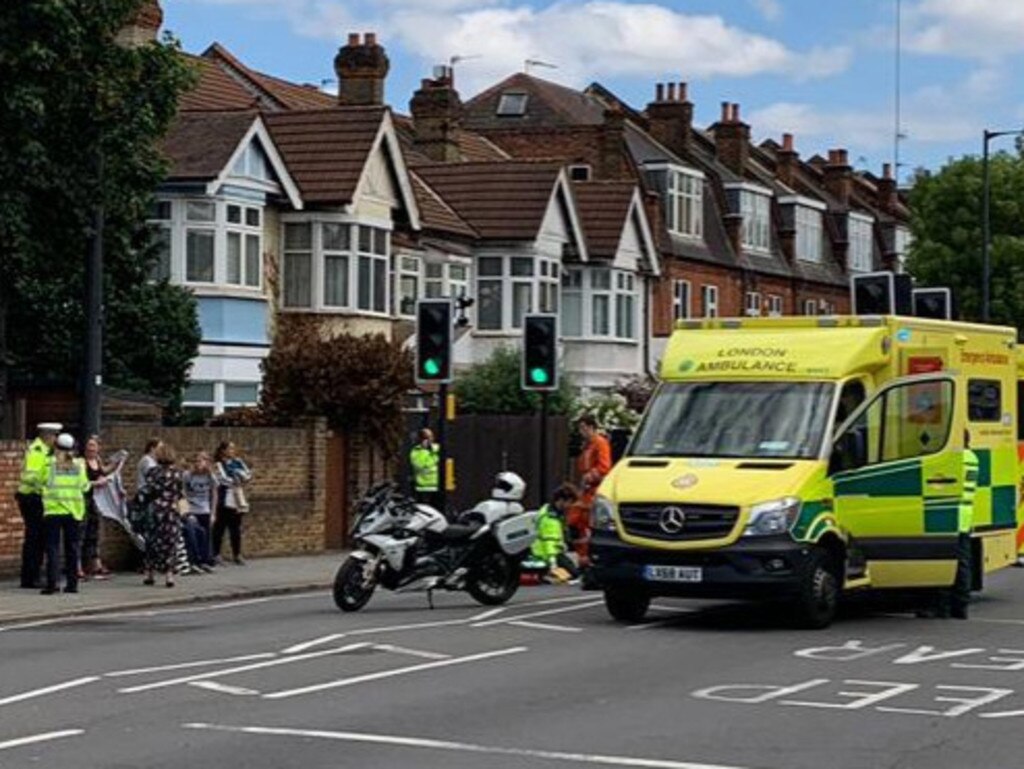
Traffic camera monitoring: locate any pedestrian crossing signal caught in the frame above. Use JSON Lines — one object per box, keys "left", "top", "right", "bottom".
{"left": 523, "top": 315, "right": 558, "bottom": 392}
{"left": 416, "top": 300, "right": 453, "bottom": 385}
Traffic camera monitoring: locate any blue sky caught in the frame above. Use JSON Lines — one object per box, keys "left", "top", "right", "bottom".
{"left": 165, "top": 1, "right": 1024, "bottom": 182}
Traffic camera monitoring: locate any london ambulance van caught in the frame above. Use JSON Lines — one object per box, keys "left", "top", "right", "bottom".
{"left": 587, "top": 314, "right": 1022, "bottom": 628}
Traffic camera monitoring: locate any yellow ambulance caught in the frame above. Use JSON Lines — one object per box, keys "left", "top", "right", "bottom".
{"left": 588, "top": 315, "right": 1022, "bottom": 628}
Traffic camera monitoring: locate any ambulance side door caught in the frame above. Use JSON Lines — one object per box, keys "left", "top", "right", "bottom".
{"left": 829, "top": 375, "right": 961, "bottom": 588}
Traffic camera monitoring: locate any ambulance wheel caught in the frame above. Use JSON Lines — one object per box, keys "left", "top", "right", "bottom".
{"left": 604, "top": 587, "right": 650, "bottom": 623}
{"left": 793, "top": 548, "right": 839, "bottom": 629}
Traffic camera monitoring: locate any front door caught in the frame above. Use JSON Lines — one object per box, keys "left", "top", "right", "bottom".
{"left": 831, "top": 375, "right": 961, "bottom": 588}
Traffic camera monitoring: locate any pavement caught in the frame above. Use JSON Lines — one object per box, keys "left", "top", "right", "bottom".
{"left": 0, "top": 553, "right": 339, "bottom": 624}
{"left": 6, "top": 568, "right": 1024, "bottom": 768}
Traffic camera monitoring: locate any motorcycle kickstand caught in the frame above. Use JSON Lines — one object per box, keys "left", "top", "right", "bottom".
{"left": 427, "top": 587, "right": 435, "bottom": 610}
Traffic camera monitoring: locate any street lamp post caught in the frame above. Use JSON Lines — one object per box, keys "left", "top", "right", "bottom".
{"left": 982, "top": 128, "right": 1024, "bottom": 322}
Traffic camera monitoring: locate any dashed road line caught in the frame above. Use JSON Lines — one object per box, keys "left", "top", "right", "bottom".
{"left": 0, "top": 730, "right": 85, "bottom": 752}
{"left": 189, "top": 681, "right": 261, "bottom": 696}
{"left": 371, "top": 644, "right": 451, "bottom": 660}
{"left": 282, "top": 634, "right": 347, "bottom": 654}
{"left": 0, "top": 677, "right": 100, "bottom": 707}
{"left": 105, "top": 653, "right": 276, "bottom": 677}
{"left": 509, "top": 620, "right": 582, "bottom": 633}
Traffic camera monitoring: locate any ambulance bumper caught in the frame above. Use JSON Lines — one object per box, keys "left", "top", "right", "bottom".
{"left": 587, "top": 530, "right": 813, "bottom": 599}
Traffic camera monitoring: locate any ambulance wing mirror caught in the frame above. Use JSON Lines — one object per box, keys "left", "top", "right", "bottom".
{"left": 830, "top": 428, "right": 867, "bottom": 475}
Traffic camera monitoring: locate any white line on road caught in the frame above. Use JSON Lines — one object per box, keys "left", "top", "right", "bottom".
{"left": 347, "top": 618, "right": 475, "bottom": 636}
{"left": 0, "top": 730, "right": 85, "bottom": 752}
{"left": 508, "top": 621, "right": 582, "bottom": 633}
{"left": 262, "top": 646, "right": 528, "bottom": 700}
{"left": 189, "top": 681, "right": 260, "bottom": 696}
{"left": 467, "top": 607, "right": 506, "bottom": 622}
{"left": 472, "top": 601, "right": 603, "bottom": 628}
{"left": 0, "top": 677, "right": 100, "bottom": 707}
{"left": 182, "top": 722, "right": 758, "bottom": 769}
{"left": 105, "top": 653, "right": 277, "bottom": 677}
{"left": 515, "top": 595, "right": 602, "bottom": 608}
{"left": 372, "top": 644, "right": 452, "bottom": 660}
{"left": 282, "top": 634, "right": 347, "bottom": 654}
{"left": 118, "top": 643, "right": 373, "bottom": 694}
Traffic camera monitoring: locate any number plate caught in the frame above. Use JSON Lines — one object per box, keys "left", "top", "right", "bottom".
{"left": 643, "top": 565, "right": 703, "bottom": 583}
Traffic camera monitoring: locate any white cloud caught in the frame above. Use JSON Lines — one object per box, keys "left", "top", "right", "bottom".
{"left": 749, "top": 0, "right": 782, "bottom": 22}
{"left": 179, "top": 0, "right": 851, "bottom": 93}
{"left": 905, "top": 0, "right": 1024, "bottom": 59}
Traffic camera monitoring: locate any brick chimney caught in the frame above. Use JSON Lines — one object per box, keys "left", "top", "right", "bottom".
{"left": 876, "top": 162, "right": 897, "bottom": 213}
{"left": 410, "top": 66, "right": 462, "bottom": 163}
{"left": 823, "top": 148, "right": 853, "bottom": 207}
{"left": 646, "top": 81, "right": 693, "bottom": 157}
{"left": 335, "top": 32, "right": 390, "bottom": 107}
{"left": 776, "top": 133, "right": 799, "bottom": 188}
{"left": 713, "top": 103, "right": 750, "bottom": 176}
{"left": 116, "top": 0, "right": 162, "bottom": 48}
{"left": 597, "top": 106, "right": 627, "bottom": 180}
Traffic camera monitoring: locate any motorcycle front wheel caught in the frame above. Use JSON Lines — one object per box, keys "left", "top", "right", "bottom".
{"left": 333, "top": 556, "right": 377, "bottom": 612}
{"left": 466, "top": 551, "right": 520, "bottom": 606}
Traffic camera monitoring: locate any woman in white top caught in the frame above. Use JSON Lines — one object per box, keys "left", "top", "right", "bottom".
{"left": 212, "top": 441, "right": 251, "bottom": 565}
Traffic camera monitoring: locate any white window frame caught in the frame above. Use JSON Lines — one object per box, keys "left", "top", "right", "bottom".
{"left": 744, "top": 291, "right": 762, "bottom": 317}
{"left": 224, "top": 202, "right": 263, "bottom": 289}
{"left": 894, "top": 226, "right": 912, "bottom": 273}
{"left": 672, "top": 279, "right": 692, "bottom": 321}
{"left": 561, "top": 266, "right": 638, "bottom": 342}
{"left": 475, "top": 255, "right": 560, "bottom": 333}
{"left": 701, "top": 284, "right": 719, "bottom": 318}
{"left": 795, "top": 204, "right": 824, "bottom": 264}
{"left": 739, "top": 189, "right": 772, "bottom": 254}
{"left": 183, "top": 380, "right": 260, "bottom": 417}
{"left": 231, "top": 141, "right": 272, "bottom": 182}
{"left": 278, "top": 216, "right": 393, "bottom": 317}
{"left": 395, "top": 253, "right": 421, "bottom": 318}
{"left": 802, "top": 298, "right": 818, "bottom": 316}
{"left": 147, "top": 201, "right": 173, "bottom": 282}
{"left": 497, "top": 92, "right": 528, "bottom": 116}
{"left": 848, "top": 212, "right": 874, "bottom": 273}
{"left": 667, "top": 167, "right": 704, "bottom": 239}
{"left": 767, "top": 294, "right": 784, "bottom": 317}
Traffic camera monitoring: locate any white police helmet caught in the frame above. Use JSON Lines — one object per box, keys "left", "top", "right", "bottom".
{"left": 56, "top": 433, "right": 76, "bottom": 451}
{"left": 491, "top": 471, "right": 525, "bottom": 502}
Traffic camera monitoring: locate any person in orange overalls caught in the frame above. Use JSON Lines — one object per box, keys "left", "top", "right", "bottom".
{"left": 567, "top": 414, "right": 612, "bottom": 567}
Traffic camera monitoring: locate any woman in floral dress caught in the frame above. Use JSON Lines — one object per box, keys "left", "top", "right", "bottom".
{"left": 137, "top": 443, "right": 184, "bottom": 588}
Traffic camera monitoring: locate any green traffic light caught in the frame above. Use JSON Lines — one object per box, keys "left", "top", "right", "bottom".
{"left": 423, "top": 358, "right": 441, "bottom": 377}
{"left": 530, "top": 367, "right": 550, "bottom": 385}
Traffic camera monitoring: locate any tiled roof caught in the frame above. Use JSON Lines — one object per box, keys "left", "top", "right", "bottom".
{"left": 410, "top": 172, "right": 478, "bottom": 239}
{"left": 462, "top": 73, "right": 606, "bottom": 131}
{"left": 264, "top": 107, "right": 386, "bottom": 205}
{"left": 414, "top": 161, "right": 565, "bottom": 240}
{"left": 204, "top": 44, "right": 336, "bottom": 111}
{"left": 572, "top": 181, "right": 636, "bottom": 259}
{"left": 392, "top": 115, "right": 510, "bottom": 164}
{"left": 160, "top": 110, "right": 256, "bottom": 180}
{"left": 179, "top": 54, "right": 260, "bottom": 112}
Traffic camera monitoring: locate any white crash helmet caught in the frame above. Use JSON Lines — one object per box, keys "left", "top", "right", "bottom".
{"left": 491, "top": 471, "right": 525, "bottom": 502}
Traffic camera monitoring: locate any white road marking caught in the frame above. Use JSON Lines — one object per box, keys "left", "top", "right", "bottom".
{"left": 0, "top": 730, "right": 85, "bottom": 752}
{"left": 508, "top": 621, "right": 582, "bottom": 633}
{"left": 263, "top": 646, "right": 528, "bottom": 700}
{"left": 0, "top": 677, "right": 100, "bottom": 707}
{"left": 105, "top": 653, "right": 277, "bottom": 677}
{"left": 974, "top": 618, "right": 1024, "bottom": 627}
{"left": 282, "top": 634, "right": 347, "bottom": 654}
{"left": 347, "top": 618, "right": 474, "bottom": 636}
{"left": 472, "top": 600, "right": 603, "bottom": 628}
{"left": 182, "top": 722, "right": 758, "bottom": 769}
{"left": 189, "top": 681, "right": 260, "bottom": 696}
{"left": 513, "top": 594, "right": 598, "bottom": 608}
{"left": 372, "top": 644, "right": 451, "bottom": 660}
{"left": 118, "top": 643, "right": 373, "bottom": 694}
{"left": 468, "top": 607, "right": 506, "bottom": 622}
{"left": 0, "top": 618, "right": 66, "bottom": 633}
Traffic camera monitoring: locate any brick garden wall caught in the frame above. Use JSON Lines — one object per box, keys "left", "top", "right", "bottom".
{"left": 0, "top": 421, "right": 331, "bottom": 576}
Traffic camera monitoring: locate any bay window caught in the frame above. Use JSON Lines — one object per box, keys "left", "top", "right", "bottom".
{"left": 185, "top": 202, "right": 216, "bottom": 283}
{"left": 615, "top": 272, "right": 636, "bottom": 339}
{"left": 475, "top": 255, "right": 559, "bottom": 331}
{"left": 561, "top": 267, "right": 637, "bottom": 341}
{"left": 357, "top": 226, "right": 389, "bottom": 314}
{"left": 424, "top": 261, "right": 470, "bottom": 300}
{"left": 740, "top": 190, "right": 771, "bottom": 253}
{"left": 283, "top": 223, "right": 313, "bottom": 308}
{"left": 148, "top": 201, "right": 172, "bottom": 281}
{"left": 225, "top": 203, "right": 261, "bottom": 288}
{"left": 396, "top": 255, "right": 421, "bottom": 317}
{"left": 795, "top": 205, "right": 824, "bottom": 263}
{"left": 848, "top": 213, "right": 874, "bottom": 273}
{"left": 561, "top": 270, "right": 583, "bottom": 336}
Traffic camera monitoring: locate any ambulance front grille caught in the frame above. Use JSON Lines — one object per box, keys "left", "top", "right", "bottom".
{"left": 618, "top": 504, "right": 740, "bottom": 542}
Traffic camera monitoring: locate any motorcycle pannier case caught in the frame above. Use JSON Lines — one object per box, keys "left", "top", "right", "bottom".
{"left": 493, "top": 512, "right": 538, "bottom": 555}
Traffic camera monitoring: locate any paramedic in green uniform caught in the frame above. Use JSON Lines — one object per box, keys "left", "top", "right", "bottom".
{"left": 951, "top": 431, "right": 979, "bottom": 620}
{"left": 410, "top": 428, "right": 441, "bottom": 510}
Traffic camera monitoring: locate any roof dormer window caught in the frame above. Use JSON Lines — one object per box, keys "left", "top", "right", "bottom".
{"left": 496, "top": 92, "right": 529, "bottom": 116}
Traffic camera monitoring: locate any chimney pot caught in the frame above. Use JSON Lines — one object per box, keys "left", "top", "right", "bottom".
{"left": 839, "top": 149, "right": 849, "bottom": 165}
{"left": 782, "top": 133, "right": 794, "bottom": 152}
{"left": 667, "top": 83, "right": 677, "bottom": 101}
{"left": 365, "top": 32, "right": 377, "bottom": 46}
{"left": 732, "top": 103, "right": 741, "bottom": 122}
{"left": 721, "top": 101, "right": 730, "bottom": 122}
{"left": 678, "top": 82, "right": 688, "bottom": 102}
{"left": 347, "top": 32, "right": 360, "bottom": 45}
{"left": 655, "top": 83, "right": 665, "bottom": 102}
{"left": 883, "top": 162, "right": 893, "bottom": 180}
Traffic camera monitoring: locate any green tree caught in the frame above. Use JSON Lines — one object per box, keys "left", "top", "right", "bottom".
{"left": 908, "top": 151, "right": 1024, "bottom": 329}
{"left": 0, "top": 0, "right": 199, "bottom": 426}
{"left": 453, "top": 346, "right": 576, "bottom": 415}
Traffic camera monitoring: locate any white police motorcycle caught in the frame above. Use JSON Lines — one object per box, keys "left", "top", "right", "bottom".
{"left": 333, "top": 472, "right": 538, "bottom": 612}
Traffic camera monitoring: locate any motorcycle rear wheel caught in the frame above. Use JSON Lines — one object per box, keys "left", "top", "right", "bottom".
{"left": 466, "top": 552, "right": 520, "bottom": 606}
{"left": 333, "top": 556, "right": 376, "bottom": 612}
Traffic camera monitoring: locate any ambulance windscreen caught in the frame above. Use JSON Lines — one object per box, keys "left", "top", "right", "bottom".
{"left": 630, "top": 381, "right": 835, "bottom": 460}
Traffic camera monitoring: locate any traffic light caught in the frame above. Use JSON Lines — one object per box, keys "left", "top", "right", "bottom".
{"left": 416, "top": 299, "right": 453, "bottom": 385}
{"left": 522, "top": 314, "right": 558, "bottom": 391}
{"left": 913, "top": 288, "right": 955, "bottom": 320}
{"left": 851, "top": 271, "right": 913, "bottom": 316}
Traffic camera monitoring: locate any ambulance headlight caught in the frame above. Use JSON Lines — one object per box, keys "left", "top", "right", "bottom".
{"left": 591, "top": 495, "right": 617, "bottom": 532}
{"left": 743, "top": 497, "right": 801, "bottom": 537}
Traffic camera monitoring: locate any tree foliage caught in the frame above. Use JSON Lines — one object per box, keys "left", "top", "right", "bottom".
{"left": 259, "top": 332, "right": 415, "bottom": 456}
{"left": 453, "top": 346, "right": 575, "bottom": 416}
{"left": 0, "top": 0, "right": 199, "bottom": 420}
{"left": 908, "top": 151, "right": 1024, "bottom": 329}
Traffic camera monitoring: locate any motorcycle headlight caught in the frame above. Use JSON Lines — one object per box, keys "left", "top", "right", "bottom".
{"left": 591, "top": 495, "right": 617, "bottom": 532}
{"left": 743, "top": 497, "right": 801, "bottom": 538}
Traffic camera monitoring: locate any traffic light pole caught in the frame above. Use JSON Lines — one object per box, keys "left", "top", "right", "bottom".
{"left": 539, "top": 391, "right": 549, "bottom": 506}
{"left": 437, "top": 383, "right": 448, "bottom": 515}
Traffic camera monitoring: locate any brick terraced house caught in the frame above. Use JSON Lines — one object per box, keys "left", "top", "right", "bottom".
{"left": 136, "top": 1, "right": 909, "bottom": 407}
